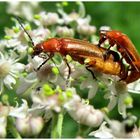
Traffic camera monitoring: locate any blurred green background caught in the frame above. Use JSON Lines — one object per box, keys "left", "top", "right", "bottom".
{"left": 0, "top": 2, "right": 140, "bottom": 138}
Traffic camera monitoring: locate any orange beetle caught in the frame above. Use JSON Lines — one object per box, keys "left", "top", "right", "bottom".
{"left": 32, "top": 38, "right": 125, "bottom": 79}
{"left": 15, "top": 16, "right": 126, "bottom": 82}
{"left": 98, "top": 30, "right": 140, "bottom": 83}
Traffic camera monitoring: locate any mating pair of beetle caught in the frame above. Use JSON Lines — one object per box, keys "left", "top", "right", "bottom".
{"left": 32, "top": 30, "right": 140, "bottom": 84}
{"left": 18, "top": 17, "right": 140, "bottom": 84}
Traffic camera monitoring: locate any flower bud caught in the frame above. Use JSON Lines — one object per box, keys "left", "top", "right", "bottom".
{"left": 39, "top": 12, "right": 60, "bottom": 26}
{"left": 16, "top": 116, "right": 44, "bottom": 137}
{"left": 77, "top": 24, "right": 96, "bottom": 35}
{"left": 66, "top": 99, "right": 103, "bottom": 127}
{"left": 56, "top": 26, "right": 74, "bottom": 37}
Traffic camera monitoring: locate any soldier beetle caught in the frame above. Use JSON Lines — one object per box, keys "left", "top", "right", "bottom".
{"left": 32, "top": 38, "right": 125, "bottom": 80}
{"left": 98, "top": 30, "right": 140, "bottom": 83}
{"left": 16, "top": 16, "right": 126, "bottom": 82}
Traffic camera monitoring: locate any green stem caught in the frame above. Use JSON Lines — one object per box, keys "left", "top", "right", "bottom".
{"left": 57, "top": 112, "right": 63, "bottom": 137}
{"left": 7, "top": 117, "right": 22, "bottom": 138}
{"left": 51, "top": 112, "right": 64, "bottom": 138}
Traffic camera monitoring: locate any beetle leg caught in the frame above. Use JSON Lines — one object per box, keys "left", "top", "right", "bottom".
{"left": 86, "top": 65, "right": 97, "bottom": 80}
{"left": 107, "top": 50, "right": 120, "bottom": 62}
{"left": 119, "top": 63, "right": 129, "bottom": 81}
{"left": 37, "top": 53, "right": 54, "bottom": 71}
{"left": 39, "top": 53, "right": 48, "bottom": 59}
{"left": 103, "top": 45, "right": 112, "bottom": 60}
{"left": 98, "top": 34, "right": 106, "bottom": 47}
{"left": 119, "top": 56, "right": 127, "bottom": 80}
{"left": 63, "top": 57, "right": 71, "bottom": 80}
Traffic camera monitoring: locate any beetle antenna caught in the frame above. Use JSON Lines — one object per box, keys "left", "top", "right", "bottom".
{"left": 14, "top": 16, "right": 35, "bottom": 47}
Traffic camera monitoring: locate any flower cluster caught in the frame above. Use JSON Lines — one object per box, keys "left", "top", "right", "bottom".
{"left": 89, "top": 114, "right": 139, "bottom": 138}
{"left": 0, "top": 1, "right": 139, "bottom": 138}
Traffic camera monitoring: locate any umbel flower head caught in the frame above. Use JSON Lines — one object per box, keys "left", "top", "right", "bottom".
{"left": 89, "top": 114, "right": 139, "bottom": 138}
{"left": 104, "top": 80, "right": 133, "bottom": 118}
{"left": 0, "top": 52, "right": 25, "bottom": 93}
{"left": 30, "top": 84, "right": 104, "bottom": 127}
{"left": 0, "top": 1, "right": 138, "bottom": 138}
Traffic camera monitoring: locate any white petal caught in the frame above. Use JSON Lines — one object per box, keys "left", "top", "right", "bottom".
{"left": 89, "top": 122, "right": 114, "bottom": 138}
{"left": 12, "top": 63, "right": 25, "bottom": 72}
{"left": 90, "top": 129, "right": 114, "bottom": 138}
{"left": 107, "top": 95, "right": 117, "bottom": 111}
{"left": 80, "top": 76, "right": 95, "bottom": 89}
{"left": 9, "top": 99, "right": 28, "bottom": 118}
{"left": 3, "top": 75, "right": 16, "bottom": 89}
{"left": 31, "top": 94, "right": 43, "bottom": 104}
{"left": 88, "top": 82, "right": 98, "bottom": 99}
{"left": 16, "top": 73, "right": 37, "bottom": 94}
{"left": 6, "top": 39, "right": 21, "bottom": 48}
{"left": 118, "top": 94, "right": 127, "bottom": 118}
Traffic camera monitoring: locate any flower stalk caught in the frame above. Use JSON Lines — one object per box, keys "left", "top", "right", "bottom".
{"left": 51, "top": 112, "right": 64, "bottom": 138}
{"left": 7, "top": 117, "right": 22, "bottom": 139}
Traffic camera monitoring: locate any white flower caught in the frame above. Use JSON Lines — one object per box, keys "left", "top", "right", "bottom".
{"left": 89, "top": 121, "right": 114, "bottom": 138}
{"left": 104, "top": 80, "right": 131, "bottom": 118}
{"left": 31, "top": 27, "right": 51, "bottom": 44}
{"left": 7, "top": 2, "right": 39, "bottom": 21}
{"left": 17, "top": 55, "right": 56, "bottom": 94}
{"left": 9, "top": 100, "right": 29, "bottom": 118}
{"left": 15, "top": 115, "right": 44, "bottom": 137}
{"left": 109, "top": 120, "right": 126, "bottom": 138}
{"left": 34, "top": 12, "right": 61, "bottom": 27}
{"left": 56, "top": 26, "right": 74, "bottom": 37}
{"left": 106, "top": 117, "right": 138, "bottom": 138}
{"left": 90, "top": 116, "right": 140, "bottom": 139}
{"left": 69, "top": 104, "right": 103, "bottom": 127}
{"left": 0, "top": 100, "right": 29, "bottom": 119}
{"left": 89, "top": 120, "right": 126, "bottom": 138}
{"left": 2, "top": 27, "right": 29, "bottom": 55}
{"left": 16, "top": 56, "right": 71, "bottom": 95}
{"left": 60, "top": 9, "right": 92, "bottom": 30}
{"left": 58, "top": 2, "right": 89, "bottom": 26}
{"left": 77, "top": 15, "right": 91, "bottom": 26}
{"left": 30, "top": 84, "right": 102, "bottom": 127}
{"left": 0, "top": 52, "right": 25, "bottom": 93}
{"left": 77, "top": 24, "right": 96, "bottom": 35}
{"left": 35, "top": 61, "right": 59, "bottom": 83}
{"left": 80, "top": 76, "right": 98, "bottom": 99}
{"left": 44, "top": 12, "right": 61, "bottom": 26}
{"left": 33, "top": 56, "right": 75, "bottom": 87}
{"left": 0, "top": 100, "right": 30, "bottom": 138}
{"left": 2, "top": 38, "right": 21, "bottom": 49}
{"left": 30, "top": 86, "right": 63, "bottom": 114}
{"left": 65, "top": 92, "right": 104, "bottom": 127}
{"left": 61, "top": 12, "right": 80, "bottom": 24}
{"left": 16, "top": 73, "right": 37, "bottom": 94}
